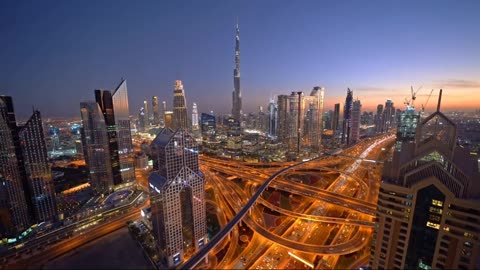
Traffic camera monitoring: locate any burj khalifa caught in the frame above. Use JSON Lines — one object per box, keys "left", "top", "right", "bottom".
{"left": 232, "top": 22, "right": 242, "bottom": 122}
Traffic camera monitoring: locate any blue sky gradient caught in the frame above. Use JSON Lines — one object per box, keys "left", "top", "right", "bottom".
{"left": 1, "top": 0, "right": 479, "bottom": 118}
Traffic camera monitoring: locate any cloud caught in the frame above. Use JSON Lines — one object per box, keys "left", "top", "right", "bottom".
{"left": 434, "top": 79, "right": 480, "bottom": 89}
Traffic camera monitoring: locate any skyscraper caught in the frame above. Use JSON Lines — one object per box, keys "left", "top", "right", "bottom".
{"left": 143, "top": 99, "right": 149, "bottom": 127}
{"left": 152, "top": 96, "right": 160, "bottom": 126}
{"left": 267, "top": 99, "right": 277, "bottom": 137}
{"left": 173, "top": 80, "right": 188, "bottom": 130}
{"left": 383, "top": 99, "right": 395, "bottom": 132}
{"left": 232, "top": 22, "right": 242, "bottom": 122}
{"left": 371, "top": 90, "right": 480, "bottom": 270}
{"left": 305, "top": 86, "right": 325, "bottom": 150}
{"left": 19, "top": 110, "right": 57, "bottom": 223}
{"left": 332, "top": 103, "right": 340, "bottom": 132}
{"left": 112, "top": 80, "right": 135, "bottom": 185}
{"left": 350, "top": 99, "right": 361, "bottom": 144}
{"left": 375, "top": 104, "right": 384, "bottom": 133}
{"left": 80, "top": 101, "right": 113, "bottom": 194}
{"left": 341, "top": 88, "right": 353, "bottom": 145}
{"left": 191, "top": 102, "right": 199, "bottom": 131}
{"left": 139, "top": 107, "right": 146, "bottom": 132}
{"left": 149, "top": 128, "right": 206, "bottom": 267}
{"left": 276, "top": 95, "right": 289, "bottom": 142}
{"left": 0, "top": 96, "right": 30, "bottom": 237}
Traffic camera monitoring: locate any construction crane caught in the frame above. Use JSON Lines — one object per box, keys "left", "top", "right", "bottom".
{"left": 410, "top": 85, "right": 423, "bottom": 107}
{"left": 421, "top": 89, "right": 435, "bottom": 113}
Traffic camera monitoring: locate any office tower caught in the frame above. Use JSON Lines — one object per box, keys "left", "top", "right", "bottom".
{"left": 341, "top": 88, "right": 353, "bottom": 145}
{"left": 332, "top": 103, "right": 340, "bottom": 132}
{"left": 268, "top": 99, "right": 277, "bottom": 137}
{"left": 200, "top": 113, "right": 216, "bottom": 137}
{"left": 143, "top": 99, "right": 149, "bottom": 126}
{"left": 276, "top": 95, "right": 288, "bottom": 141}
{"left": 18, "top": 110, "right": 57, "bottom": 223}
{"left": 395, "top": 106, "right": 420, "bottom": 151}
{"left": 80, "top": 101, "right": 113, "bottom": 194}
{"left": 164, "top": 111, "right": 173, "bottom": 129}
{"left": 111, "top": 80, "right": 135, "bottom": 184}
{"left": 139, "top": 107, "right": 146, "bottom": 132}
{"left": 191, "top": 103, "right": 199, "bottom": 131}
{"left": 0, "top": 96, "right": 30, "bottom": 237}
{"left": 305, "top": 86, "right": 325, "bottom": 150}
{"left": 232, "top": 22, "right": 242, "bottom": 122}
{"left": 287, "top": 92, "right": 300, "bottom": 152}
{"left": 383, "top": 99, "right": 395, "bottom": 132}
{"left": 149, "top": 128, "right": 206, "bottom": 267}
{"left": 152, "top": 96, "right": 160, "bottom": 125}
{"left": 160, "top": 101, "right": 167, "bottom": 127}
{"left": 375, "top": 104, "right": 384, "bottom": 133}
{"left": 173, "top": 80, "right": 188, "bottom": 130}
{"left": 324, "top": 110, "right": 333, "bottom": 130}
{"left": 371, "top": 90, "right": 480, "bottom": 270}
{"left": 350, "top": 99, "right": 361, "bottom": 144}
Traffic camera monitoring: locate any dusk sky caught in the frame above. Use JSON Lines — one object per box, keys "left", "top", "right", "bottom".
{"left": 1, "top": 0, "right": 479, "bottom": 119}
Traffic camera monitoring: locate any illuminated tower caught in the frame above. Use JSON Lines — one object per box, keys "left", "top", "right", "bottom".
{"left": 341, "top": 88, "right": 353, "bottom": 145}
{"left": 149, "top": 128, "right": 206, "bottom": 267}
{"left": 191, "top": 102, "right": 199, "bottom": 131}
{"left": 350, "top": 99, "right": 361, "bottom": 144}
{"left": 232, "top": 21, "right": 242, "bottom": 122}
{"left": 19, "top": 110, "right": 57, "bottom": 223}
{"left": 0, "top": 96, "right": 30, "bottom": 237}
{"left": 152, "top": 96, "right": 160, "bottom": 126}
{"left": 80, "top": 101, "right": 113, "bottom": 194}
{"left": 268, "top": 99, "right": 277, "bottom": 137}
{"left": 173, "top": 80, "right": 188, "bottom": 130}
{"left": 371, "top": 90, "right": 480, "bottom": 270}
{"left": 332, "top": 103, "right": 340, "bottom": 132}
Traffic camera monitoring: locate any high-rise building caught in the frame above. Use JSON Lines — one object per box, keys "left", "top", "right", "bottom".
{"left": 160, "top": 101, "right": 167, "bottom": 127}
{"left": 149, "top": 128, "right": 206, "bottom": 267}
{"left": 0, "top": 96, "right": 31, "bottom": 237}
{"left": 276, "top": 95, "right": 289, "bottom": 141}
{"left": 112, "top": 80, "right": 135, "bottom": 185}
{"left": 94, "top": 79, "right": 134, "bottom": 186}
{"left": 395, "top": 106, "right": 420, "bottom": 151}
{"left": 200, "top": 113, "right": 216, "bottom": 137}
{"left": 232, "top": 22, "right": 242, "bottom": 122}
{"left": 143, "top": 99, "right": 149, "bottom": 127}
{"left": 152, "top": 96, "right": 160, "bottom": 126}
{"left": 375, "top": 104, "right": 384, "bottom": 133}
{"left": 371, "top": 90, "right": 480, "bottom": 270}
{"left": 191, "top": 103, "right": 199, "bottom": 131}
{"left": 164, "top": 111, "right": 173, "bottom": 129}
{"left": 287, "top": 92, "right": 301, "bottom": 152}
{"left": 341, "top": 88, "right": 353, "bottom": 145}
{"left": 80, "top": 101, "right": 113, "bottom": 194}
{"left": 305, "top": 86, "right": 325, "bottom": 150}
{"left": 350, "top": 99, "right": 361, "bottom": 144}
{"left": 138, "top": 107, "right": 147, "bottom": 132}
{"left": 173, "top": 80, "right": 188, "bottom": 130}
{"left": 267, "top": 99, "right": 277, "bottom": 138}
{"left": 333, "top": 103, "right": 340, "bottom": 132}
{"left": 19, "top": 110, "right": 57, "bottom": 223}
{"left": 383, "top": 99, "right": 395, "bottom": 132}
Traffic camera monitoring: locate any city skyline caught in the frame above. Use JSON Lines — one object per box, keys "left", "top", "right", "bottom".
{"left": 1, "top": 0, "right": 480, "bottom": 119}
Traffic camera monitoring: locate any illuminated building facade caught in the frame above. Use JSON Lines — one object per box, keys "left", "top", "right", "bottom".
{"left": 152, "top": 96, "right": 160, "bottom": 126}
{"left": 232, "top": 22, "right": 242, "bottom": 122}
{"left": 383, "top": 99, "right": 396, "bottom": 132}
{"left": 191, "top": 102, "right": 199, "bottom": 131}
{"left": 371, "top": 90, "right": 480, "bottom": 270}
{"left": 276, "top": 95, "right": 289, "bottom": 141}
{"left": 80, "top": 101, "right": 113, "bottom": 194}
{"left": 173, "top": 80, "right": 188, "bottom": 130}
{"left": 149, "top": 128, "right": 206, "bottom": 268}
{"left": 268, "top": 99, "right": 277, "bottom": 138}
{"left": 375, "top": 104, "right": 384, "bottom": 133}
{"left": 0, "top": 96, "right": 30, "bottom": 237}
{"left": 341, "top": 88, "right": 353, "bottom": 145}
{"left": 332, "top": 103, "right": 340, "bottom": 132}
{"left": 350, "top": 99, "right": 361, "bottom": 144}
{"left": 19, "top": 110, "right": 57, "bottom": 223}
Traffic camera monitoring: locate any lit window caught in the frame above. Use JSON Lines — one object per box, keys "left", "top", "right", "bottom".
{"left": 429, "top": 207, "right": 442, "bottom": 214}
{"left": 432, "top": 199, "right": 443, "bottom": 207}
{"left": 426, "top": 221, "right": 440, "bottom": 229}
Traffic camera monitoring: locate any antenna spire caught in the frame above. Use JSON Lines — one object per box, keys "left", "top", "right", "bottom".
{"left": 436, "top": 89, "right": 443, "bottom": 112}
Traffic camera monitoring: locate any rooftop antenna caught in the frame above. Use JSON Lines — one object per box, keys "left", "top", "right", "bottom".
{"left": 436, "top": 89, "right": 443, "bottom": 112}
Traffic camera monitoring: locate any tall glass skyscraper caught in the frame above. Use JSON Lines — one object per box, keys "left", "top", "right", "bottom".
{"left": 350, "top": 99, "right": 362, "bottom": 144}
{"left": 341, "top": 88, "right": 353, "bottom": 145}
{"left": 80, "top": 101, "right": 113, "bottom": 194}
{"left": 173, "top": 80, "right": 188, "bottom": 130}
{"left": 232, "top": 22, "right": 242, "bottom": 122}
{"left": 152, "top": 96, "right": 160, "bottom": 126}
{"left": 19, "top": 110, "right": 57, "bottom": 223}
{"left": 149, "top": 128, "right": 206, "bottom": 267}
{"left": 0, "top": 96, "right": 30, "bottom": 237}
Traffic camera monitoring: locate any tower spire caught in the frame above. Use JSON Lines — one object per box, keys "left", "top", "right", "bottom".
{"left": 232, "top": 18, "right": 242, "bottom": 122}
